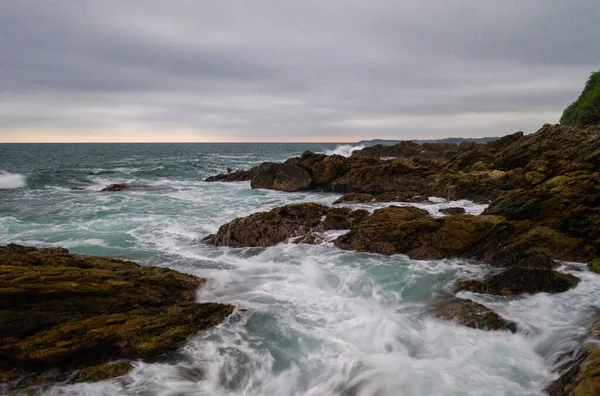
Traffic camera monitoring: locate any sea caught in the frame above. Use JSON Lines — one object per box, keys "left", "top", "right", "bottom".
{"left": 0, "top": 143, "right": 598, "bottom": 396}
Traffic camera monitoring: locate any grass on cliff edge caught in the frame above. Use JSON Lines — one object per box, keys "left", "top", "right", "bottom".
{"left": 560, "top": 71, "right": 600, "bottom": 127}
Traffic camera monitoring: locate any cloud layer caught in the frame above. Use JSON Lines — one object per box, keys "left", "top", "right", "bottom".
{"left": 1, "top": 0, "right": 597, "bottom": 142}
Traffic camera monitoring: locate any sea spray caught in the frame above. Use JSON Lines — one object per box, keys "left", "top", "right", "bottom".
{"left": 0, "top": 170, "right": 26, "bottom": 189}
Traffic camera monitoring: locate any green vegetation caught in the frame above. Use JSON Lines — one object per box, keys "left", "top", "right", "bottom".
{"left": 560, "top": 71, "right": 600, "bottom": 126}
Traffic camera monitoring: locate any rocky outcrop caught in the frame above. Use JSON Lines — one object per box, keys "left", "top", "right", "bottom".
{"left": 205, "top": 168, "right": 256, "bottom": 182}
{"left": 250, "top": 162, "right": 313, "bottom": 192}
{"left": 454, "top": 267, "right": 580, "bottom": 296}
{"left": 0, "top": 244, "right": 233, "bottom": 391}
{"left": 431, "top": 295, "right": 517, "bottom": 332}
{"left": 547, "top": 315, "right": 600, "bottom": 396}
{"left": 203, "top": 203, "right": 369, "bottom": 248}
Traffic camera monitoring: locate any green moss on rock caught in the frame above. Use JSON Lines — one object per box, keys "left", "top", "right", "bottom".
{"left": 69, "top": 362, "right": 133, "bottom": 384}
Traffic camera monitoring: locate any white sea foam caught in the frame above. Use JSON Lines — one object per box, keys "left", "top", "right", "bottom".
{"left": 4, "top": 150, "right": 598, "bottom": 396}
{"left": 325, "top": 144, "right": 366, "bottom": 157}
{"left": 0, "top": 170, "right": 26, "bottom": 189}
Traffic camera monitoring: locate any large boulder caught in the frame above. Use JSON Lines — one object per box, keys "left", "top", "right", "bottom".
{"left": 454, "top": 267, "right": 580, "bottom": 296}
{"left": 0, "top": 244, "right": 233, "bottom": 390}
{"left": 204, "top": 203, "right": 326, "bottom": 247}
{"left": 203, "top": 203, "right": 370, "bottom": 248}
{"left": 205, "top": 169, "right": 256, "bottom": 182}
{"left": 251, "top": 163, "right": 312, "bottom": 192}
{"left": 430, "top": 295, "right": 517, "bottom": 332}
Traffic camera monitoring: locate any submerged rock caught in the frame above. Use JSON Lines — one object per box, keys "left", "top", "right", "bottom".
{"left": 431, "top": 295, "right": 517, "bottom": 332}
{"left": 454, "top": 267, "right": 580, "bottom": 296}
{"left": 100, "top": 183, "right": 149, "bottom": 192}
{"left": 0, "top": 244, "right": 234, "bottom": 390}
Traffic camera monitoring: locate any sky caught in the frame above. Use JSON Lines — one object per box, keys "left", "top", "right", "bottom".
{"left": 0, "top": 1, "right": 598, "bottom": 143}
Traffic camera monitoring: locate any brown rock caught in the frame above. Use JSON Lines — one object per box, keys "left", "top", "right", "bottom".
{"left": 454, "top": 267, "right": 580, "bottom": 296}
{"left": 431, "top": 295, "right": 517, "bottom": 332}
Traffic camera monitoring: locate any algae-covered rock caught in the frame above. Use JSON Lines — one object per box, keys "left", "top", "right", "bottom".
{"left": 589, "top": 259, "right": 600, "bottom": 274}
{"left": 454, "top": 268, "right": 580, "bottom": 296}
{"left": 547, "top": 315, "right": 600, "bottom": 396}
{"left": 431, "top": 295, "right": 517, "bottom": 332}
{"left": 204, "top": 203, "right": 326, "bottom": 247}
{"left": 0, "top": 244, "right": 234, "bottom": 389}
{"left": 69, "top": 362, "right": 133, "bottom": 384}
{"left": 438, "top": 207, "right": 466, "bottom": 215}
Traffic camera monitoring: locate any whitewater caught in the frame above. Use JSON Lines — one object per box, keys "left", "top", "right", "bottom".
{"left": 0, "top": 143, "right": 596, "bottom": 396}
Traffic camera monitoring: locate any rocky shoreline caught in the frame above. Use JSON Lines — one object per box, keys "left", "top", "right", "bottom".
{"left": 0, "top": 244, "right": 233, "bottom": 393}
{"left": 204, "top": 122, "right": 600, "bottom": 394}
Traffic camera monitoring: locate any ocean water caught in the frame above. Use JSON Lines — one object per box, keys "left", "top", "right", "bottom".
{"left": 0, "top": 143, "right": 598, "bottom": 396}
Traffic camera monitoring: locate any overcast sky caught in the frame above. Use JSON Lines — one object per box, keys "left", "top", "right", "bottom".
{"left": 0, "top": 1, "right": 598, "bottom": 142}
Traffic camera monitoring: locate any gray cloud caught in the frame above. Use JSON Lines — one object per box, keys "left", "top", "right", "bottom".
{"left": 0, "top": 0, "right": 598, "bottom": 141}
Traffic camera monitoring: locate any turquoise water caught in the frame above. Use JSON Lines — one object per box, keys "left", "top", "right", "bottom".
{"left": 1, "top": 143, "right": 598, "bottom": 396}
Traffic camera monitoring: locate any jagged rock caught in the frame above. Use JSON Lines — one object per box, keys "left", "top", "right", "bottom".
{"left": 204, "top": 203, "right": 326, "bottom": 247}
{"left": 0, "top": 244, "right": 234, "bottom": 390}
{"left": 438, "top": 207, "right": 466, "bottom": 215}
{"left": 454, "top": 267, "right": 580, "bottom": 296}
{"left": 431, "top": 295, "right": 517, "bottom": 332}
{"left": 322, "top": 208, "right": 369, "bottom": 230}
{"left": 251, "top": 163, "right": 312, "bottom": 192}
{"left": 547, "top": 315, "right": 600, "bottom": 396}
{"left": 205, "top": 169, "right": 256, "bottom": 182}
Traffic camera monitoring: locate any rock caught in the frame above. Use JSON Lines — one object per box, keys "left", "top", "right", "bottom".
{"left": 205, "top": 169, "right": 256, "bottom": 182}
{"left": 100, "top": 183, "right": 149, "bottom": 192}
{"left": 251, "top": 163, "right": 312, "bottom": 192}
{"left": 438, "top": 207, "right": 466, "bottom": 215}
{"left": 454, "top": 268, "right": 580, "bottom": 296}
{"left": 589, "top": 259, "right": 600, "bottom": 273}
{"left": 333, "top": 207, "right": 438, "bottom": 256}
{"left": 100, "top": 183, "right": 130, "bottom": 192}
{"left": 431, "top": 295, "right": 517, "bottom": 332}
{"left": 0, "top": 244, "right": 234, "bottom": 390}
{"left": 333, "top": 193, "right": 376, "bottom": 204}
{"left": 322, "top": 208, "right": 369, "bottom": 230}
{"left": 204, "top": 203, "right": 326, "bottom": 247}
{"left": 70, "top": 187, "right": 86, "bottom": 191}
{"left": 293, "top": 234, "right": 322, "bottom": 245}
{"left": 547, "top": 315, "right": 600, "bottom": 396}
{"left": 69, "top": 362, "right": 133, "bottom": 384}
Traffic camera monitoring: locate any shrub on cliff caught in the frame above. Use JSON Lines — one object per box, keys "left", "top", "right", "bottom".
{"left": 560, "top": 71, "right": 600, "bottom": 126}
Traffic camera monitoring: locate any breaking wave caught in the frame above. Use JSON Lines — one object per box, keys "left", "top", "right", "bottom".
{"left": 0, "top": 171, "right": 26, "bottom": 189}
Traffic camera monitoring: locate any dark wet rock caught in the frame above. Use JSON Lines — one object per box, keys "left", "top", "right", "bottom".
{"left": 204, "top": 203, "right": 326, "bottom": 247}
{"left": 589, "top": 259, "right": 600, "bottom": 274}
{"left": 322, "top": 208, "right": 369, "bottom": 231}
{"left": 454, "top": 267, "right": 580, "bottom": 296}
{"left": 334, "top": 210, "right": 507, "bottom": 258}
{"left": 547, "top": 315, "right": 600, "bottom": 396}
{"left": 251, "top": 162, "right": 312, "bottom": 192}
{"left": 293, "top": 234, "right": 323, "bottom": 245}
{"left": 439, "top": 207, "right": 466, "bottom": 215}
{"left": 0, "top": 244, "right": 234, "bottom": 390}
{"left": 69, "top": 362, "right": 133, "bottom": 384}
{"left": 70, "top": 187, "right": 86, "bottom": 191}
{"left": 333, "top": 192, "right": 426, "bottom": 204}
{"left": 205, "top": 169, "right": 256, "bottom": 182}
{"left": 431, "top": 295, "right": 517, "bottom": 332}
{"left": 100, "top": 183, "right": 149, "bottom": 192}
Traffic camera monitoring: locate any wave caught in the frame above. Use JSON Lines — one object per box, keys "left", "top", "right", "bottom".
{"left": 325, "top": 144, "right": 366, "bottom": 157}
{"left": 0, "top": 170, "right": 27, "bottom": 189}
